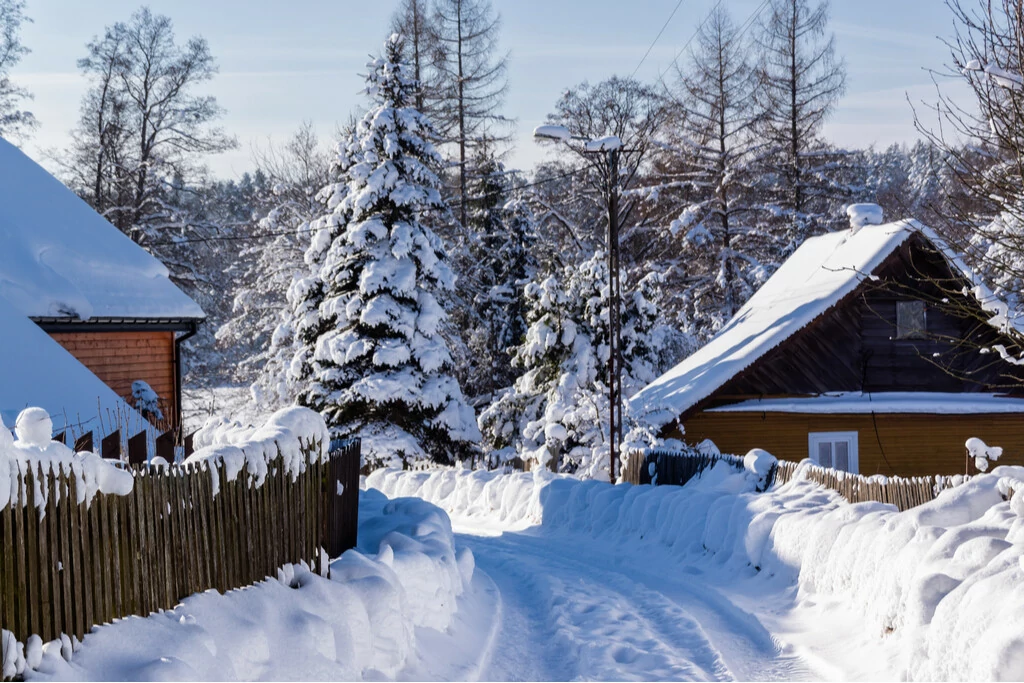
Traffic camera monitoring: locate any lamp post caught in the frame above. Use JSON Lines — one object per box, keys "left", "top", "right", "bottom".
{"left": 533, "top": 125, "right": 624, "bottom": 484}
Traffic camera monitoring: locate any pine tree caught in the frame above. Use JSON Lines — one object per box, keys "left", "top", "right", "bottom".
{"left": 288, "top": 35, "right": 480, "bottom": 468}
{"left": 458, "top": 152, "right": 538, "bottom": 399}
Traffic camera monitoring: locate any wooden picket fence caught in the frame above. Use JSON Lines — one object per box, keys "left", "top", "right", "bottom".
{"left": 0, "top": 438, "right": 361, "bottom": 675}
{"left": 772, "top": 460, "right": 967, "bottom": 512}
{"left": 624, "top": 449, "right": 776, "bottom": 491}
{"left": 625, "top": 448, "right": 966, "bottom": 512}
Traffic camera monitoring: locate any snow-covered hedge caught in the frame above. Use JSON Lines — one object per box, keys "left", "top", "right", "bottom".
{"left": 11, "top": 489, "right": 474, "bottom": 680}
{"left": 369, "top": 463, "right": 1024, "bottom": 681}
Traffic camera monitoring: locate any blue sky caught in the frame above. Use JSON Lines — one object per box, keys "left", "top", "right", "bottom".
{"left": 17, "top": 0, "right": 967, "bottom": 178}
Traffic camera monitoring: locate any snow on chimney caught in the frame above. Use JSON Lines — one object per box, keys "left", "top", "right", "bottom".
{"left": 846, "top": 203, "right": 884, "bottom": 232}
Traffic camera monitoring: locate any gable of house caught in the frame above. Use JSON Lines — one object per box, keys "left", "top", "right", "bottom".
{"left": 0, "top": 139, "right": 203, "bottom": 433}
{"left": 707, "top": 234, "right": 1024, "bottom": 408}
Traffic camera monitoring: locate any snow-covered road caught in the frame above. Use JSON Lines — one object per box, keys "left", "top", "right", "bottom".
{"left": 451, "top": 519, "right": 814, "bottom": 682}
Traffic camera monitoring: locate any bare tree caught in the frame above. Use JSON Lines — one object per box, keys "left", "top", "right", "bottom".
{"left": 220, "top": 122, "right": 334, "bottom": 396}
{"left": 390, "top": 0, "right": 436, "bottom": 113}
{"left": 65, "top": 7, "right": 236, "bottom": 242}
{"left": 753, "top": 0, "right": 847, "bottom": 241}
{"left": 0, "top": 0, "right": 34, "bottom": 138}
{"left": 541, "top": 77, "right": 665, "bottom": 259}
{"left": 430, "top": 0, "right": 511, "bottom": 227}
{"left": 666, "top": 7, "right": 766, "bottom": 322}
{"left": 913, "top": 0, "right": 1024, "bottom": 364}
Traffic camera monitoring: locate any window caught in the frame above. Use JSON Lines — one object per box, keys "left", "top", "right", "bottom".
{"left": 896, "top": 300, "right": 927, "bottom": 339}
{"left": 808, "top": 431, "right": 859, "bottom": 473}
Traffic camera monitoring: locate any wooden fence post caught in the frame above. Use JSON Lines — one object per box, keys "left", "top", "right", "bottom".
{"left": 325, "top": 439, "right": 361, "bottom": 560}
{"left": 127, "top": 431, "right": 147, "bottom": 466}
{"left": 74, "top": 432, "right": 93, "bottom": 454}
{"left": 101, "top": 430, "right": 121, "bottom": 460}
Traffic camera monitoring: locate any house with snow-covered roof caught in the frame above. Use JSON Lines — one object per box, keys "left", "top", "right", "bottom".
{"left": 0, "top": 138, "right": 204, "bottom": 436}
{"left": 630, "top": 210, "right": 1024, "bottom": 477}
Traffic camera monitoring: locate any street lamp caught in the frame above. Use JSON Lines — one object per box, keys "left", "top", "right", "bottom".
{"left": 533, "top": 125, "right": 624, "bottom": 485}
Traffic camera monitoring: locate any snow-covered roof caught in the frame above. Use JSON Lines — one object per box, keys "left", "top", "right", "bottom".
{"left": 0, "top": 139, "right": 204, "bottom": 321}
{"left": 706, "top": 392, "right": 1024, "bottom": 415}
{"left": 630, "top": 219, "right": 995, "bottom": 428}
{"left": 0, "top": 294, "right": 150, "bottom": 438}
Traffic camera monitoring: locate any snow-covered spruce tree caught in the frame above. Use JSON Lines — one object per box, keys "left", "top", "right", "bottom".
{"left": 479, "top": 253, "right": 665, "bottom": 478}
{"left": 458, "top": 152, "right": 538, "bottom": 400}
{"left": 289, "top": 35, "right": 480, "bottom": 468}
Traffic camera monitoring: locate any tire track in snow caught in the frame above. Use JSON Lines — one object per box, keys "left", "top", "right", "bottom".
{"left": 457, "top": 528, "right": 813, "bottom": 682}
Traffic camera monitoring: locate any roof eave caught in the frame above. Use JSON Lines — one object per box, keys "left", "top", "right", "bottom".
{"left": 32, "top": 316, "right": 204, "bottom": 333}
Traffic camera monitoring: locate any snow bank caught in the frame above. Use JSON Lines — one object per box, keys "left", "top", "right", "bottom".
{"left": 0, "top": 408, "right": 134, "bottom": 511}
{"left": 371, "top": 464, "right": 1024, "bottom": 681}
{"left": 20, "top": 489, "right": 474, "bottom": 681}
{"left": 366, "top": 467, "right": 566, "bottom": 528}
{"left": 185, "top": 406, "right": 330, "bottom": 495}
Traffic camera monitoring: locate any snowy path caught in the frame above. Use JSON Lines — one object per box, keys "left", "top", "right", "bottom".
{"left": 450, "top": 521, "right": 815, "bottom": 682}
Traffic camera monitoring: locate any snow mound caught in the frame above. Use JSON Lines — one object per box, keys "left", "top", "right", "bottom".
{"left": 372, "top": 464, "right": 1024, "bottom": 681}
{"left": 845, "top": 202, "right": 884, "bottom": 229}
{"left": 19, "top": 489, "right": 475, "bottom": 681}
{"left": 185, "top": 406, "right": 330, "bottom": 495}
{"left": 0, "top": 408, "right": 134, "bottom": 512}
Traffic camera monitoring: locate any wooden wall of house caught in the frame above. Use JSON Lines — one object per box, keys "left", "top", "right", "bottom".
{"left": 708, "top": 236, "right": 1024, "bottom": 406}
{"left": 49, "top": 331, "right": 176, "bottom": 428}
{"left": 677, "top": 410, "right": 1024, "bottom": 477}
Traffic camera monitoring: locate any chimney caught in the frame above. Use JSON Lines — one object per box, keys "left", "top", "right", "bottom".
{"left": 845, "top": 203, "right": 884, "bottom": 232}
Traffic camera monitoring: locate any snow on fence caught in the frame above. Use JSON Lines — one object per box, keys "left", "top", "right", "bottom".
{"left": 772, "top": 460, "right": 969, "bottom": 511}
{"left": 625, "top": 449, "right": 967, "bottom": 512}
{"left": 623, "top": 448, "right": 778, "bottom": 491}
{"left": 0, "top": 435, "right": 361, "bottom": 678}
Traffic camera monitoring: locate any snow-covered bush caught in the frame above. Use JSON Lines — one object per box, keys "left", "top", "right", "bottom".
{"left": 130, "top": 380, "right": 163, "bottom": 421}
{"left": 284, "top": 35, "right": 480, "bottom": 469}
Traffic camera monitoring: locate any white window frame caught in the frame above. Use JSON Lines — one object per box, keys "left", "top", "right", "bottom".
{"left": 808, "top": 431, "right": 860, "bottom": 473}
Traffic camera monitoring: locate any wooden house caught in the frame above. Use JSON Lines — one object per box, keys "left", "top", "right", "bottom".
{"left": 0, "top": 139, "right": 204, "bottom": 433}
{"left": 630, "top": 217, "right": 1024, "bottom": 477}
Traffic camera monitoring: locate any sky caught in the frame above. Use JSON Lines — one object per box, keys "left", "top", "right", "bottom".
{"left": 16, "top": 0, "right": 969, "bottom": 179}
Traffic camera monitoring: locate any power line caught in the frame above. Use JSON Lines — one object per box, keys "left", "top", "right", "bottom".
{"left": 630, "top": 0, "right": 687, "bottom": 80}
{"left": 146, "top": 166, "right": 590, "bottom": 248}
{"left": 654, "top": 0, "right": 726, "bottom": 90}
{"left": 654, "top": 0, "right": 771, "bottom": 92}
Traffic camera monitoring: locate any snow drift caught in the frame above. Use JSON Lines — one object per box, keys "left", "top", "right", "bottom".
{"left": 14, "top": 489, "right": 474, "bottom": 681}
{"left": 369, "top": 464, "right": 1024, "bottom": 681}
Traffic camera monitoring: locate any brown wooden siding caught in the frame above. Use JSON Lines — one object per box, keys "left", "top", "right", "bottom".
{"left": 677, "top": 410, "right": 1024, "bottom": 477}
{"left": 707, "top": 237, "right": 1024, "bottom": 411}
{"left": 49, "top": 331, "right": 176, "bottom": 429}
